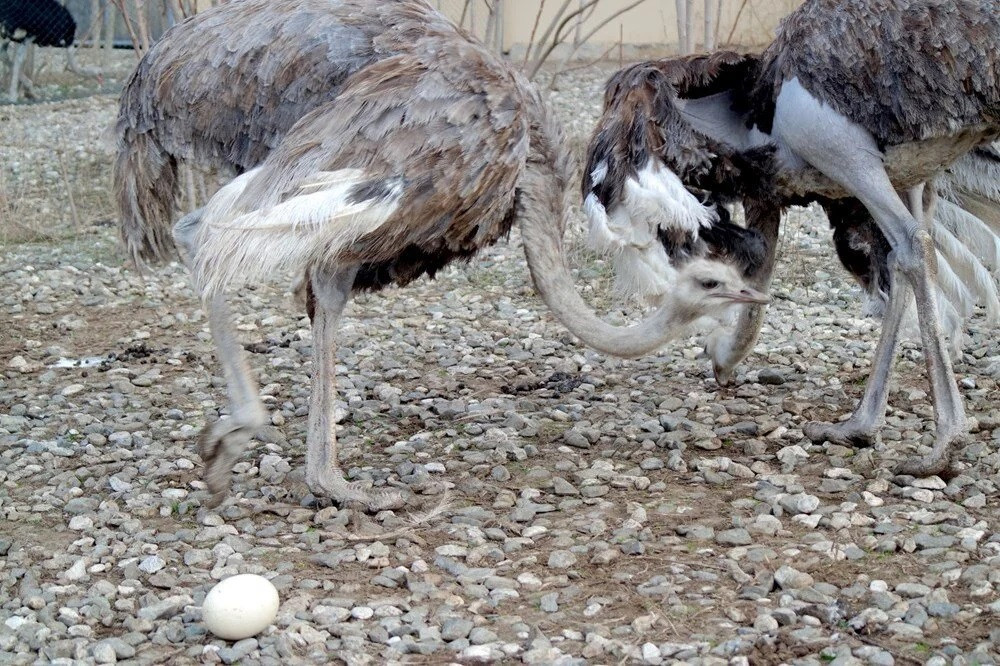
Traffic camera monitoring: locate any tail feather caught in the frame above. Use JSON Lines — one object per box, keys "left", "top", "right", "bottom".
{"left": 941, "top": 143, "right": 1000, "bottom": 237}
{"left": 943, "top": 144, "right": 1000, "bottom": 204}
{"left": 191, "top": 168, "right": 403, "bottom": 297}
{"left": 931, "top": 247, "right": 976, "bottom": 319}
{"left": 931, "top": 228, "right": 1000, "bottom": 323}
{"left": 113, "top": 130, "right": 180, "bottom": 267}
{"left": 935, "top": 198, "right": 1000, "bottom": 275}
{"left": 929, "top": 141, "right": 1000, "bottom": 333}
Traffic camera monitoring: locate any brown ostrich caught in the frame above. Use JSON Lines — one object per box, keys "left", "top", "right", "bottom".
{"left": 114, "top": 0, "right": 768, "bottom": 511}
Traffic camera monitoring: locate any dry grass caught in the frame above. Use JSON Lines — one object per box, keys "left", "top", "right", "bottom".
{"left": 0, "top": 49, "right": 129, "bottom": 245}
{"left": 0, "top": 148, "right": 114, "bottom": 245}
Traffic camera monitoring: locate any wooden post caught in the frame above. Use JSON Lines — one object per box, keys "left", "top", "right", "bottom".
{"left": 675, "top": 0, "right": 687, "bottom": 53}
{"left": 684, "top": 0, "right": 694, "bottom": 52}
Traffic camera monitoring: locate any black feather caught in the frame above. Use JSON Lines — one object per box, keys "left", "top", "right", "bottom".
{"left": 0, "top": 0, "right": 76, "bottom": 47}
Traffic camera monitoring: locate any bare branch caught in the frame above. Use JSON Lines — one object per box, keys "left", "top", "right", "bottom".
{"left": 529, "top": 0, "right": 574, "bottom": 65}
{"left": 724, "top": 0, "right": 752, "bottom": 47}
{"left": 521, "top": 0, "right": 548, "bottom": 69}
{"left": 109, "top": 0, "right": 152, "bottom": 56}
{"left": 528, "top": 0, "right": 649, "bottom": 79}
{"left": 572, "top": 0, "right": 648, "bottom": 55}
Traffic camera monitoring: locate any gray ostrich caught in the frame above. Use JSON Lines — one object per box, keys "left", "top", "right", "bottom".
{"left": 114, "top": 0, "right": 768, "bottom": 511}
{"left": 583, "top": 0, "right": 1000, "bottom": 476}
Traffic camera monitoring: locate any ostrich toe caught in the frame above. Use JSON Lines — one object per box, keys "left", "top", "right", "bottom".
{"left": 894, "top": 451, "right": 954, "bottom": 479}
{"left": 197, "top": 419, "right": 260, "bottom": 507}
{"left": 802, "top": 420, "right": 877, "bottom": 448}
{"left": 307, "top": 470, "right": 410, "bottom": 514}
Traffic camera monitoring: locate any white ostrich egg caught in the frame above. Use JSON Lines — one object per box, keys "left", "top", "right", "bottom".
{"left": 201, "top": 574, "right": 280, "bottom": 640}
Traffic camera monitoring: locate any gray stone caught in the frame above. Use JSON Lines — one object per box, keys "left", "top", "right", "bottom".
{"left": 91, "top": 642, "right": 117, "bottom": 664}
{"left": 64, "top": 498, "right": 99, "bottom": 515}
{"left": 562, "top": 430, "right": 590, "bottom": 449}
{"left": 774, "top": 565, "right": 814, "bottom": 590}
{"left": 468, "top": 627, "right": 498, "bottom": 645}
{"left": 441, "top": 618, "right": 474, "bottom": 641}
{"left": 548, "top": 550, "right": 577, "bottom": 569}
{"left": 778, "top": 493, "right": 820, "bottom": 514}
{"left": 716, "top": 528, "right": 752, "bottom": 546}
{"left": 137, "top": 595, "right": 192, "bottom": 621}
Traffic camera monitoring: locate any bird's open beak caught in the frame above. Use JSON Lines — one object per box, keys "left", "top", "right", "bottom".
{"left": 720, "top": 288, "right": 770, "bottom": 305}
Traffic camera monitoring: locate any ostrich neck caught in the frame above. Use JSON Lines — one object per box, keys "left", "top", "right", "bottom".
{"left": 516, "top": 107, "right": 701, "bottom": 359}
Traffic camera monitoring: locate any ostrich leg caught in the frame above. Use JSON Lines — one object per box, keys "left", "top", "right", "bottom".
{"left": 306, "top": 268, "right": 408, "bottom": 512}
{"left": 174, "top": 211, "right": 266, "bottom": 506}
{"left": 7, "top": 41, "right": 29, "bottom": 102}
{"left": 801, "top": 188, "right": 929, "bottom": 447}
{"left": 802, "top": 246, "right": 913, "bottom": 447}
{"left": 708, "top": 201, "right": 782, "bottom": 384}
{"left": 773, "top": 80, "right": 964, "bottom": 475}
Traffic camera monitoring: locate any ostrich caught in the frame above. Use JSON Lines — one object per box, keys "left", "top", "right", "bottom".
{"left": 115, "top": 0, "right": 769, "bottom": 511}
{"left": 0, "top": 0, "right": 100, "bottom": 102}
{"left": 583, "top": 0, "right": 1000, "bottom": 477}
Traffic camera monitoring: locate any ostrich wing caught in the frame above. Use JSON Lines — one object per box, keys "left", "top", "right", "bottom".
{"left": 582, "top": 52, "right": 773, "bottom": 303}
{"left": 117, "top": 0, "right": 457, "bottom": 173}
{"left": 191, "top": 53, "right": 529, "bottom": 297}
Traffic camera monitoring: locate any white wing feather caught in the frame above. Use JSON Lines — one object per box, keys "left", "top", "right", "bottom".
{"left": 931, "top": 224, "right": 1000, "bottom": 323}
{"left": 192, "top": 168, "right": 402, "bottom": 297}
{"left": 585, "top": 159, "right": 716, "bottom": 304}
{"left": 935, "top": 198, "right": 1000, "bottom": 276}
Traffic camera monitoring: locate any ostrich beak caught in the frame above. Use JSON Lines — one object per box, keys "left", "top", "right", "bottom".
{"left": 720, "top": 288, "right": 770, "bottom": 305}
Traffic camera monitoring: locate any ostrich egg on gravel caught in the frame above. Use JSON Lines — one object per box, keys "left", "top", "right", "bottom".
{"left": 201, "top": 574, "right": 280, "bottom": 640}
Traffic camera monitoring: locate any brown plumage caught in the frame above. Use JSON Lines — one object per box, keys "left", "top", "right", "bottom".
{"left": 585, "top": 0, "right": 1000, "bottom": 478}
{"left": 584, "top": 53, "right": 774, "bottom": 266}
{"left": 116, "top": 0, "right": 765, "bottom": 511}
{"left": 189, "top": 43, "right": 530, "bottom": 295}
{"left": 115, "top": 0, "right": 450, "bottom": 267}
{"left": 751, "top": 0, "right": 1000, "bottom": 147}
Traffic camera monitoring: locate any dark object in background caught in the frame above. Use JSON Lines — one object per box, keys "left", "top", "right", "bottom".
{"left": 0, "top": 0, "right": 100, "bottom": 102}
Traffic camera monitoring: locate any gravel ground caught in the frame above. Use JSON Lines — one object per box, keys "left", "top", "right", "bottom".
{"left": 2, "top": 68, "right": 1000, "bottom": 666}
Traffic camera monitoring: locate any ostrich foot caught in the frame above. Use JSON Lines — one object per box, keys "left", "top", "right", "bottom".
{"left": 307, "top": 468, "right": 409, "bottom": 514}
{"left": 893, "top": 428, "right": 963, "bottom": 478}
{"left": 802, "top": 420, "right": 877, "bottom": 448}
{"left": 198, "top": 417, "right": 261, "bottom": 508}
{"left": 894, "top": 450, "right": 952, "bottom": 478}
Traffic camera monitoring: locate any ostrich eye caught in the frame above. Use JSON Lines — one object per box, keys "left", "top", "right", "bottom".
{"left": 699, "top": 279, "right": 720, "bottom": 290}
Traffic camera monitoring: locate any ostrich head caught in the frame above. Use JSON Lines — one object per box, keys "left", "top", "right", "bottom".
{"left": 663, "top": 256, "right": 770, "bottom": 327}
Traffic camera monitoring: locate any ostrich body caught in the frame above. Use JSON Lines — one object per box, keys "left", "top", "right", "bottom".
{"left": 0, "top": 0, "right": 98, "bottom": 102}
{"left": 116, "top": 0, "right": 767, "bottom": 511}
{"left": 584, "top": 0, "right": 1000, "bottom": 476}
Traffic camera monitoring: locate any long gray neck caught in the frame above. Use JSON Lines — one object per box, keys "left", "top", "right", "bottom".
{"left": 516, "top": 97, "right": 702, "bottom": 358}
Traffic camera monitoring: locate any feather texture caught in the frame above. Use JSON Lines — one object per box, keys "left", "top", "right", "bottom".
{"left": 186, "top": 41, "right": 530, "bottom": 297}
{"left": 114, "top": 0, "right": 462, "bottom": 267}
{"left": 930, "top": 224, "right": 1000, "bottom": 323}
{"left": 586, "top": 7, "right": 999, "bottom": 352}
{"left": 192, "top": 168, "right": 403, "bottom": 296}
{"left": 582, "top": 52, "right": 773, "bottom": 304}
{"left": 751, "top": 0, "right": 1000, "bottom": 147}
{"left": 934, "top": 199, "right": 1000, "bottom": 276}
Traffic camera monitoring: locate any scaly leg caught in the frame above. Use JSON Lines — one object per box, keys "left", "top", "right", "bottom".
{"left": 708, "top": 200, "right": 782, "bottom": 384}
{"left": 174, "top": 210, "right": 266, "bottom": 506}
{"left": 803, "top": 187, "right": 926, "bottom": 447}
{"left": 774, "top": 80, "right": 965, "bottom": 475}
{"left": 305, "top": 267, "right": 408, "bottom": 512}
{"left": 7, "top": 41, "right": 28, "bottom": 102}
